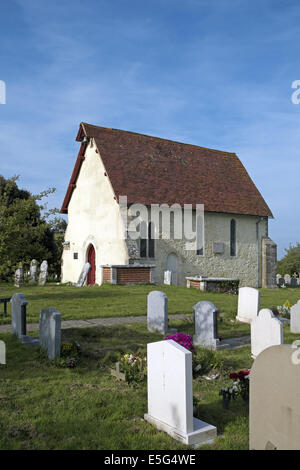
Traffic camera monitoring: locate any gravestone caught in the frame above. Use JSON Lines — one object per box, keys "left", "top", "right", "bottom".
{"left": 14, "top": 264, "right": 23, "bottom": 287}
{"left": 291, "top": 277, "right": 298, "bottom": 287}
{"left": 250, "top": 345, "right": 300, "bottom": 450}
{"left": 284, "top": 274, "right": 291, "bottom": 285}
{"left": 76, "top": 262, "right": 91, "bottom": 287}
{"left": 236, "top": 287, "right": 260, "bottom": 324}
{"left": 290, "top": 300, "right": 300, "bottom": 333}
{"left": 193, "top": 301, "right": 219, "bottom": 349}
{"left": 144, "top": 340, "right": 217, "bottom": 446}
{"left": 0, "top": 340, "right": 6, "bottom": 364}
{"left": 163, "top": 270, "right": 172, "bottom": 285}
{"left": 29, "top": 259, "right": 39, "bottom": 283}
{"left": 147, "top": 291, "right": 169, "bottom": 334}
{"left": 276, "top": 274, "right": 281, "bottom": 284}
{"left": 39, "top": 308, "right": 61, "bottom": 359}
{"left": 38, "top": 260, "right": 48, "bottom": 286}
{"left": 11, "top": 293, "right": 39, "bottom": 346}
{"left": 278, "top": 277, "right": 285, "bottom": 287}
{"left": 110, "top": 362, "right": 126, "bottom": 381}
{"left": 251, "top": 309, "right": 283, "bottom": 358}
{"left": 11, "top": 293, "right": 27, "bottom": 338}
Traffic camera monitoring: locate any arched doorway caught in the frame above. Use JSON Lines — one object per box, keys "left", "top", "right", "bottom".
{"left": 87, "top": 244, "right": 96, "bottom": 285}
{"left": 166, "top": 253, "right": 178, "bottom": 285}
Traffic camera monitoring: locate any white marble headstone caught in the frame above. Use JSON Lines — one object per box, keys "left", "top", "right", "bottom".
{"left": 163, "top": 270, "right": 172, "bottom": 285}
{"left": 236, "top": 287, "right": 260, "bottom": 324}
{"left": 284, "top": 274, "right": 291, "bottom": 285}
{"left": 144, "top": 340, "right": 217, "bottom": 446}
{"left": 291, "top": 300, "right": 300, "bottom": 334}
{"left": 251, "top": 309, "right": 283, "bottom": 358}
{"left": 76, "top": 262, "right": 91, "bottom": 287}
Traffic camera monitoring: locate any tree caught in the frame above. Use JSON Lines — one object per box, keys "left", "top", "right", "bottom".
{"left": 277, "top": 243, "right": 300, "bottom": 276}
{"left": 0, "top": 175, "right": 65, "bottom": 281}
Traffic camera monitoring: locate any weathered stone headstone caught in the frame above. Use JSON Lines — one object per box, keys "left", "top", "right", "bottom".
{"left": 76, "top": 262, "right": 91, "bottom": 287}
{"left": 14, "top": 264, "right": 23, "bottom": 287}
{"left": 11, "top": 293, "right": 27, "bottom": 338}
{"left": 290, "top": 300, "right": 300, "bottom": 333}
{"left": 11, "top": 293, "right": 39, "bottom": 346}
{"left": 0, "top": 340, "right": 6, "bottom": 364}
{"left": 236, "top": 287, "right": 260, "bottom": 324}
{"left": 193, "top": 301, "right": 219, "bottom": 349}
{"left": 276, "top": 274, "right": 281, "bottom": 284}
{"left": 278, "top": 277, "right": 285, "bottom": 287}
{"left": 250, "top": 345, "right": 300, "bottom": 450}
{"left": 38, "top": 260, "right": 48, "bottom": 286}
{"left": 284, "top": 274, "right": 291, "bottom": 285}
{"left": 147, "top": 291, "right": 168, "bottom": 334}
{"left": 291, "top": 277, "right": 298, "bottom": 287}
{"left": 39, "top": 308, "right": 61, "bottom": 359}
{"left": 110, "top": 362, "right": 126, "bottom": 381}
{"left": 144, "top": 339, "right": 217, "bottom": 446}
{"left": 163, "top": 270, "right": 172, "bottom": 285}
{"left": 29, "top": 259, "right": 39, "bottom": 283}
{"left": 251, "top": 309, "right": 283, "bottom": 358}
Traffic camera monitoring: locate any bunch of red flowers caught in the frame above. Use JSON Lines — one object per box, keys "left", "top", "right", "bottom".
{"left": 229, "top": 369, "right": 250, "bottom": 380}
{"left": 229, "top": 369, "right": 250, "bottom": 402}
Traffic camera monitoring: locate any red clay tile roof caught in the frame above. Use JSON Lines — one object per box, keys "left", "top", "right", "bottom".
{"left": 60, "top": 122, "right": 273, "bottom": 218}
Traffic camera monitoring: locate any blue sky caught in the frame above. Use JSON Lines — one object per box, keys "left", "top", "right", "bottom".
{"left": 1, "top": 0, "right": 300, "bottom": 259}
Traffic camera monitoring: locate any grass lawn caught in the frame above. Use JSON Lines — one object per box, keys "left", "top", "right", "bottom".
{"left": 0, "top": 319, "right": 299, "bottom": 450}
{"left": 0, "top": 282, "right": 299, "bottom": 326}
{"left": 0, "top": 283, "right": 299, "bottom": 450}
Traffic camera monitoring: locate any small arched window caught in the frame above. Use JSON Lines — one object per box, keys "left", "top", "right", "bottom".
{"left": 230, "top": 219, "right": 236, "bottom": 256}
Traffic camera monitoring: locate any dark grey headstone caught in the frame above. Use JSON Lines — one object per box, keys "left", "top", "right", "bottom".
{"left": 39, "top": 308, "right": 61, "bottom": 359}
{"left": 291, "top": 277, "right": 298, "bottom": 287}
{"left": 11, "top": 293, "right": 27, "bottom": 338}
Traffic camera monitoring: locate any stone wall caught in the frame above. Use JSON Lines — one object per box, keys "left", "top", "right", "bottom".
{"left": 135, "top": 210, "right": 269, "bottom": 288}
{"left": 261, "top": 237, "right": 277, "bottom": 288}
{"left": 61, "top": 139, "right": 274, "bottom": 287}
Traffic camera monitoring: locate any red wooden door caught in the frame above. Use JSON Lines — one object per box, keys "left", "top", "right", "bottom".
{"left": 87, "top": 245, "right": 96, "bottom": 285}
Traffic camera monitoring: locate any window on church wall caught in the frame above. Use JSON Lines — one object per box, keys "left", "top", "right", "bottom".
{"left": 196, "top": 214, "right": 204, "bottom": 256}
{"left": 230, "top": 219, "right": 236, "bottom": 256}
{"left": 148, "top": 222, "right": 155, "bottom": 258}
{"left": 139, "top": 221, "right": 155, "bottom": 258}
{"left": 140, "top": 221, "right": 147, "bottom": 258}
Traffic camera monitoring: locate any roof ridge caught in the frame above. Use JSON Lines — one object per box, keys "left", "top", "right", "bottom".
{"left": 80, "top": 122, "right": 237, "bottom": 157}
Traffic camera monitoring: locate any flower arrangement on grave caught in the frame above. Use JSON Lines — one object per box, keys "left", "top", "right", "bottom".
{"left": 164, "top": 332, "right": 194, "bottom": 352}
{"left": 57, "top": 340, "right": 82, "bottom": 368}
{"left": 219, "top": 369, "right": 250, "bottom": 407}
{"left": 229, "top": 369, "right": 250, "bottom": 402}
{"left": 276, "top": 300, "right": 291, "bottom": 318}
{"left": 119, "top": 352, "right": 147, "bottom": 384}
{"left": 219, "top": 382, "right": 238, "bottom": 408}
